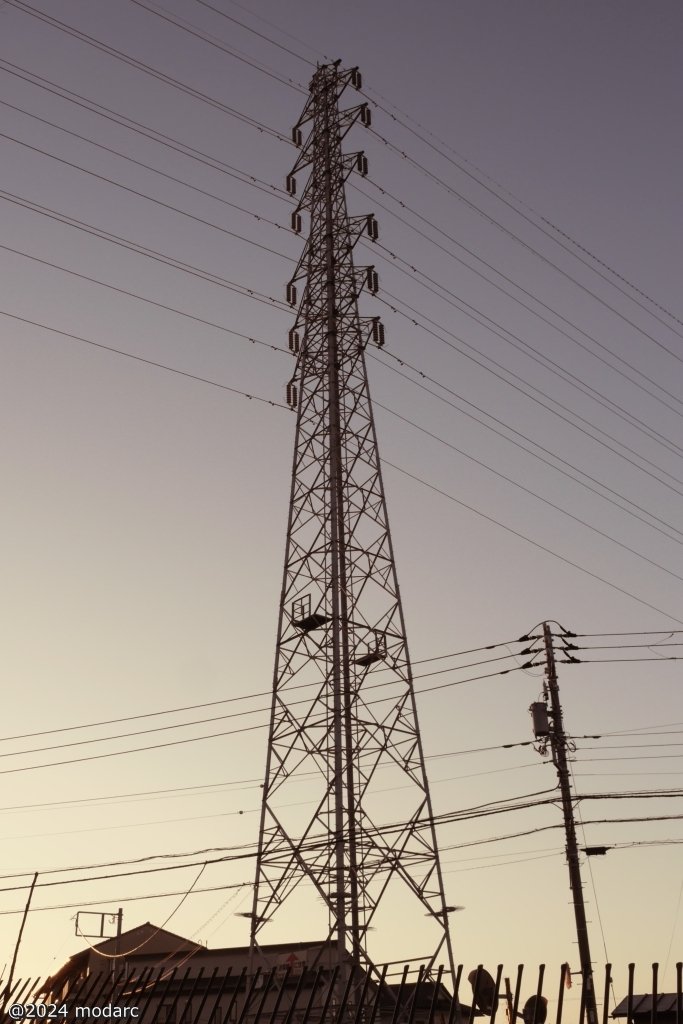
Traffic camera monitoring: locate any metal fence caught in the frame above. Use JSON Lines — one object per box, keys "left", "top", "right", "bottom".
{"left": 2, "top": 962, "right": 682, "bottom": 1024}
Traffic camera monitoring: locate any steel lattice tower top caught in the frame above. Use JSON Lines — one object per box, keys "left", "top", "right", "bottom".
{"left": 249, "top": 62, "right": 455, "bottom": 986}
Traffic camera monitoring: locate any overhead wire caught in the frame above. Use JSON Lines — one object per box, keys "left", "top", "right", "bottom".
{"left": 0, "top": 637, "right": 524, "bottom": 744}
{"left": 0, "top": 59, "right": 284, "bottom": 201}
{"left": 0, "top": 310, "right": 289, "bottom": 410}
{"left": 5, "top": 0, "right": 287, "bottom": 141}
{"left": 370, "top": 350, "right": 683, "bottom": 545}
{"left": 381, "top": 459, "right": 683, "bottom": 626}
{"left": 373, "top": 398, "right": 683, "bottom": 586}
{"left": 361, "top": 87, "right": 683, "bottom": 346}
{"left": 7, "top": 295, "right": 681, "bottom": 629}
{"left": 366, "top": 236, "right": 683, "bottom": 458}
{"left": 0, "top": 98, "right": 291, "bottom": 232}
{"left": 11, "top": 171, "right": 683, "bottom": 559}
{"left": 0, "top": 131, "right": 292, "bottom": 261}
{"left": 365, "top": 125, "right": 683, "bottom": 394}
{"left": 129, "top": 0, "right": 306, "bottom": 94}
{"left": 377, "top": 286, "right": 683, "bottom": 497}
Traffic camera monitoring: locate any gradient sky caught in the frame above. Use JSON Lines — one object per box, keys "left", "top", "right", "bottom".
{"left": 1, "top": 0, "right": 682, "bottom": 1010}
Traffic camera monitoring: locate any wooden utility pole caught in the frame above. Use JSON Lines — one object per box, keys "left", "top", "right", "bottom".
{"left": 533, "top": 624, "right": 598, "bottom": 1024}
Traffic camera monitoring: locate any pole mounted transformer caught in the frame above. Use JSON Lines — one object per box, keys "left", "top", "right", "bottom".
{"left": 248, "top": 62, "right": 456, "bottom": 987}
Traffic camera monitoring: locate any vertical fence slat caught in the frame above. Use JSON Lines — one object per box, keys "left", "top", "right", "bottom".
{"left": 426, "top": 965, "right": 444, "bottom": 1024}
{"left": 265, "top": 966, "right": 291, "bottom": 1024}
{"left": 317, "top": 965, "right": 340, "bottom": 1024}
{"left": 512, "top": 965, "right": 524, "bottom": 1024}
{"left": 334, "top": 964, "right": 357, "bottom": 1024}
{"left": 627, "top": 963, "right": 635, "bottom": 1024}
{"left": 469, "top": 966, "right": 482, "bottom": 1024}
{"left": 236, "top": 967, "right": 263, "bottom": 1024}
{"left": 531, "top": 963, "right": 545, "bottom": 1024}
{"left": 652, "top": 963, "right": 659, "bottom": 1024}
{"left": 602, "top": 964, "right": 612, "bottom": 1024}
{"left": 389, "top": 964, "right": 409, "bottom": 1024}
{"left": 448, "top": 964, "right": 463, "bottom": 1024}
{"left": 367, "top": 963, "right": 388, "bottom": 1024}
{"left": 191, "top": 965, "right": 218, "bottom": 1024}
{"left": 278, "top": 964, "right": 310, "bottom": 1024}
{"left": 490, "top": 965, "right": 503, "bottom": 1024}
{"left": 352, "top": 962, "right": 374, "bottom": 1024}
{"left": 406, "top": 964, "right": 425, "bottom": 1024}
{"left": 291, "top": 966, "right": 322, "bottom": 1024}
{"left": 219, "top": 967, "right": 245, "bottom": 1024}
{"left": 676, "top": 963, "right": 682, "bottom": 1024}
{"left": 556, "top": 963, "right": 568, "bottom": 1024}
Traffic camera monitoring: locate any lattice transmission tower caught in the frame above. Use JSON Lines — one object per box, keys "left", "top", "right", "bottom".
{"left": 249, "top": 62, "right": 456, "bottom": 985}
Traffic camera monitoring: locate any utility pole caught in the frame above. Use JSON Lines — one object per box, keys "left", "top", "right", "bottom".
{"left": 248, "top": 62, "right": 455, "bottom": 993}
{"left": 530, "top": 624, "right": 597, "bottom": 1024}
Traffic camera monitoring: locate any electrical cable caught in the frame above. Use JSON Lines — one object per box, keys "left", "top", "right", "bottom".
{"left": 378, "top": 287, "right": 683, "bottom": 497}
{"left": 0, "top": 310, "right": 289, "bottom": 410}
{"left": 373, "top": 398, "right": 683, "bottom": 586}
{"left": 362, "top": 88, "right": 683, "bottom": 347}
{"left": 0, "top": 131, "right": 292, "bottom": 262}
{"left": 0, "top": 663, "right": 533, "bottom": 776}
{"left": 15, "top": 174, "right": 683, "bottom": 565}
{"left": 195, "top": 0, "right": 316, "bottom": 66}
{"left": 0, "top": 100, "right": 290, "bottom": 232}
{"left": 0, "top": 59, "right": 284, "bottom": 201}
{"left": 381, "top": 459, "right": 683, "bottom": 626}
{"left": 5, "top": 0, "right": 287, "bottom": 141}
{"left": 1, "top": 235, "right": 287, "bottom": 312}
{"left": 129, "top": 0, "right": 306, "bottom": 94}
{"left": 75, "top": 864, "right": 208, "bottom": 959}
{"left": 370, "top": 350, "right": 683, "bottom": 545}
{"left": 367, "top": 237, "right": 683, "bottom": 457}
{"left": 8, "top": 295, "right": 682, "bottom": 631}
{"left": 0, "top": 638, "right": 525, "bottom": 744}
{"left": 366, "top": 128, "right": 683, "bottom": 395}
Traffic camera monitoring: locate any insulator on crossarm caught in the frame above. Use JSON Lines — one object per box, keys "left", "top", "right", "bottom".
{"left": 288, "top": 328, "right": 301, "bottom": 354}
{"left": 291, "top": 211, "right": 302, "bottom": 234}
{"left": 350, "top": 67, "right": 362, "bottom": 90}
{"left": 359, "top": 103, "right": 371, "bottom": 127}
{"left": 286, "top": 281, "right": 298, "bottom": 306}
{"left": 366, "top": 267, "right": 379, "bottom": 295}
{"left": 286, "top": 381, "right": 298, "bottom": 409}
{"left": 366, "top": 214, "right": 379, "bottom": 241}
{"left": 286, "top": 174, "right": 297, "bottom": 196}
{"left": 292, "top": 126, "right": 302, "bottom": 147}
{"left": 355, "top": 153, "right": 369, "bottom": 177}
{"left": 371, "top": 318, "right": 385, "bottom": 347}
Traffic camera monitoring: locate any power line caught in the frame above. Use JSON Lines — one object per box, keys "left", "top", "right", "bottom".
{"left": 0, "top": 238, "right": 286, "bottom": 316}
{"left": 1, "top": 99, "right": 289, "bottom": 232}
{"left": 129, "top": 0, "right": 306, "bottom": 93}
{"left": 0, "top": 310, "right": 288, "bottom": 409}
{"left": 0, "top": 131, "right": 292, "bottom": 261}
{"left": 373, "top": 399, "right": 683, "bottom": 586}
{"left": 382, "top": 460, "right": 683, "bottom": 626}
{"left": 366, "top": 127, "right": 683, "bottom": 394}
{"left": 0, "top": 59, "right": 284, "bottom": 201}
{"left": 368, "top": 237, "right": 683, "bottom": 459}
{"left": 362, "top": 87, "right": 683, "bottom": 347}
{"left": 5, "top": 0, "right": 287, "bottom": 140}
{"left": 371, "top": 351, "right": 683, "bottom": 545}
{"left": 378, "top": 287, "right": 683, "bottom": 498}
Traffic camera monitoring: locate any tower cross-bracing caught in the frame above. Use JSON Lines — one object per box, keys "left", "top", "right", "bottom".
{"left": 249, "top": 61, "right": 455, "bottom": 986}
